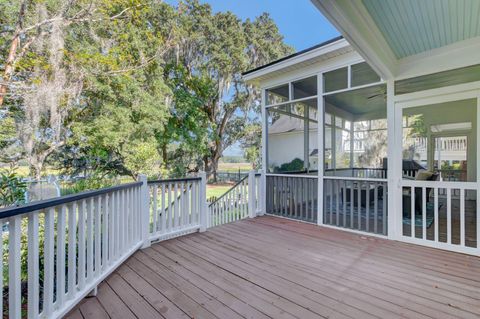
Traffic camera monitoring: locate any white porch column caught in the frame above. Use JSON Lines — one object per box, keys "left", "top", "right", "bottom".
{"left": 261, "top": 88, "right": 267, "bottom": 215}
{"left": 317, "top": 74, "right": 324, "bottom": 225}
{"left": 386, "top": 79, "right": 399, "bottom": 239}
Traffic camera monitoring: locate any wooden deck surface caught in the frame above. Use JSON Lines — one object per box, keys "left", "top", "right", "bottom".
{"left": 65, "top": 216, "right": 480, "bottom": 319}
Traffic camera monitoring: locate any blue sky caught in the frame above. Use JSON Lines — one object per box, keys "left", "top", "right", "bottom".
{"left": 166, "top": 0, "right": 339, "bottom": 51}
{"left": 166, "top": 0, "right": 339, "bottom": 156}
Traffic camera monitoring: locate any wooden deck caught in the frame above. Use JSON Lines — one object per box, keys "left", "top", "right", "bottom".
{"left": 65, "top": 216, "right": 480, "bottom": 319}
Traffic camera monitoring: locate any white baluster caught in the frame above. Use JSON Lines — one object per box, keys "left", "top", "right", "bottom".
{"left": 28, "top": 212, "right": 39, "bottom": 318}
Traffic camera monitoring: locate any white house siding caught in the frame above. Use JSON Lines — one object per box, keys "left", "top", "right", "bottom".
{"left": 268, "top": 130, "right": 318, "bottom": 169}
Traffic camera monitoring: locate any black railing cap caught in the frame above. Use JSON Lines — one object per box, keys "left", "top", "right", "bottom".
{"left": 0, "top": 182, "right": 142, "bottom": 218}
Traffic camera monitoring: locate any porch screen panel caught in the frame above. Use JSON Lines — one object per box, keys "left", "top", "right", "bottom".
{"left": 351, "top": 62, "right": 381, "bottom": 87}
{"left": 266, "top": 84, "right": 289, "bottom": 105}
{"left": 267, "top": 100, "right": 318, "bottom": 173}
{"left": 266, "top": 175, "right": 318, "bottom": 223}
{"left": 352, "top": 119, "right": 388, "bottom": 169}
{"left": 323, "top": 67, "right": 348, "bottom": 93}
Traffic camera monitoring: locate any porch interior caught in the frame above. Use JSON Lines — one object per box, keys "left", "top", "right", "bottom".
{"left": 65, "top": 216, "right": 480, "bottom": 319}
{"left": 266, "top": 71, "right": 478, "bottom": 249}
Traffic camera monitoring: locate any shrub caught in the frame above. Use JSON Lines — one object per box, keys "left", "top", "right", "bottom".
{"left": 0, "top": 168, "right": 27, "bottom": 208}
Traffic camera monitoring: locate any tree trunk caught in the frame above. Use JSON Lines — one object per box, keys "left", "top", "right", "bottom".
{"left": 0, "top": 2, "right": 27, "bottom": 107}
{"left": 161, "top": 143, "right": 168, "bottom": 169}
{"left": 0, "top": 35, "right": 20, "bottom": 107}
{"left": 29, "top": 160, "right": 43, "bottom": 180}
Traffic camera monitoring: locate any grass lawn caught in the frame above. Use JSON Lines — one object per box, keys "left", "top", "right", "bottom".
{"left": 207, "top": 183, "right": 233, "bottom": 200}
{"left": 217, "top": 162, "right": 252, "bottom": 172}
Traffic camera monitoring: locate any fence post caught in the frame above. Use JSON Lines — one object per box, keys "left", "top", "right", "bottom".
{"left": 199, "top": 171, "right": 208, "bottom": 232}
{"left": 139, "top": 174, "right": 151, "bottom": 248}
{"left": 259, "top": 169, "right": 265, "bottom": 216}
{"left": 248, "top": 170, "right": 256, "bottom": 218}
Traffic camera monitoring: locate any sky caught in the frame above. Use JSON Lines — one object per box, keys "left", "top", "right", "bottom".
{"left": 166, "top": 0, "right": 339, "bottom": 52}
{"left": 165, "top": 0, "right": 339, "bottom": 156}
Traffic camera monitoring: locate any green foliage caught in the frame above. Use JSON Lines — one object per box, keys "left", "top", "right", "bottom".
{"left": 0, "top": 167, "right": 27, "bottom": 207}
{"left": 1, "top": 0, "right": 292, "bottom": 180}
{"left": 275, "top": 158, "right": 305, "bottom": 173}
{"left": 60, "top": 173, "right": 115, "bottom": 195}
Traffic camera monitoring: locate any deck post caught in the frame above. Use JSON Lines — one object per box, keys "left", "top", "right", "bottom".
{"left": 199, "top": 171, "right": 208, "bottom": 231}
{"left": 317, "top": 73, "right": 324, "bottom": 226}
{"left": 258, "top": 169, "right": 266, "bottom": 216}
{"left": 248, "top": 170, "right": 256, "bottom": 218}
{"left": 139, "top": 174, "right": 151, "bottom": 248}
{"left": 386, "top": 79, "right": 398, "bottom": 240}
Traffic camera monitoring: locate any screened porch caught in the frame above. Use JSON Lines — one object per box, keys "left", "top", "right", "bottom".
{"left": 263, "top": 60, "right": 479, "bottom": 253}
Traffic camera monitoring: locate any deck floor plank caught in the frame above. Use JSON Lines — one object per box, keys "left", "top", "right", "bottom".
{"left": 221, "top": 220, "right": 480, "bottom": 303}
{"left": 65, "top": 216, "right": 480, "bottom": 319}
{"left": 115, "top": 264, "right": 190, "bottom": 319}
{"left": 96, "top": 281, "right": 137, "bottom": 319}
{"left": 78, "top": 296, "right": 109, "bottom": 319}
{"left": 106, "top": 272, "right": 165, "bottom": 319}
{"left": 206, "top": 222, "right": 479, "bottom": 318}
{"left": 153, "top": 243, "right": 307, "bottom": 319}
{"left": 139, "top": 247, "right": 272, "bottom": 319}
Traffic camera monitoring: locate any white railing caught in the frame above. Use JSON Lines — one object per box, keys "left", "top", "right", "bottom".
{"left": 405, "top": 136, "right": 467, "bottom": 152}
{"left": 0, "top": 171, "right": 263, "bottom": 319}
{"left": 0, "top": 182, "right": 144, "bottom": 319}
{"left": 401, "top": 180, "right": 479, "bottom": 255}
{"left": 147, "top": 175, "right": 205, "bottom": 242}
{"left": 325, "top": 168, "right": 387, "bottom": 179}
{"left": 208, "top": 171, "right": 261, "bottom": 227}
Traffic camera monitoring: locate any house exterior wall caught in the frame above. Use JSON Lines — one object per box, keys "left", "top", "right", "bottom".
{"left": 268, "top": 130, "right": 318, "bottom": 170}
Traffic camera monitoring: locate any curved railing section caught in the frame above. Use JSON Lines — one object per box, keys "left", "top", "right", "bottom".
{"left": 0, "top": 170, "right": 263, "bottom": 318}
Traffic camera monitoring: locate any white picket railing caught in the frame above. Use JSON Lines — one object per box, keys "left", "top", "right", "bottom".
{"left": 0, "top": 182, "right": 144, "bottom": 319}
{"left": 0, "top": 171, "right": 262, "bottom": 319}
{"left": 147, "top": 175, "right": 206, "bottom": 242}
{"left": 400, "top": 179, "right": 479, "bottom": 255}
{"left": 208, "top": 171, "right": 260, "bottom": 227}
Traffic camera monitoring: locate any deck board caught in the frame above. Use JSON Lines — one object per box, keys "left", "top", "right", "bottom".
{"left": 65, "top": 216, "right": 480, "bottom": 319}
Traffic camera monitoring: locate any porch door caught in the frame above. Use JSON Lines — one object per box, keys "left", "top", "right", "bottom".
{"left": 394, "top": 92, "right": 480, "bottom": 256}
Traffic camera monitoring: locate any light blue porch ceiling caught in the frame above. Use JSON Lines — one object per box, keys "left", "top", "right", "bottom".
{"left": 362, "top": 0, "right": 480, "bottom": 59}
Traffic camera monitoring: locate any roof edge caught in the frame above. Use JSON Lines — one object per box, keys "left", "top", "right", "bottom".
{"left": 242, "top": 35, "right": 344, "bottom": 77}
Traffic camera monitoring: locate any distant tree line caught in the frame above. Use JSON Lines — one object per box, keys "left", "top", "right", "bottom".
{"left": 0, "top": 0, "right": 293, "bottom": 181}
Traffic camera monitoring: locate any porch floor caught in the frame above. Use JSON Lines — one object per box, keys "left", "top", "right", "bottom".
{"left": 65, "top": 216, "right": 480, "bottom": 319}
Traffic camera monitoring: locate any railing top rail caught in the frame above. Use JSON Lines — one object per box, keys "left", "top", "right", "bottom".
{"left": 325, "top": 167, "right": 386, "bottom": 171}
{"left": 266, "top": 173, "right": 318, "bottom": 179}
{"left": 401, "top": 179, "right": 477, "bottom": 189}
{"left": 148, "top": 177, "right": 201, "bottom": 184}
{"left": 323, "top": 176, "right": 387, "bottom": 182}
{"left": 208, "top": 175, "right": 248, "bottom": 207}
{"left": 0, "top": 181, "right": 142, "bottom": 218}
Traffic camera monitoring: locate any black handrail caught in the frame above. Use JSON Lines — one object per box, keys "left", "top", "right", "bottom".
{"left": 0, "top": 182, "right": 143, "bottom": 218}
{"left": 208, "top": 175, "right": 248, "bottom": 207}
